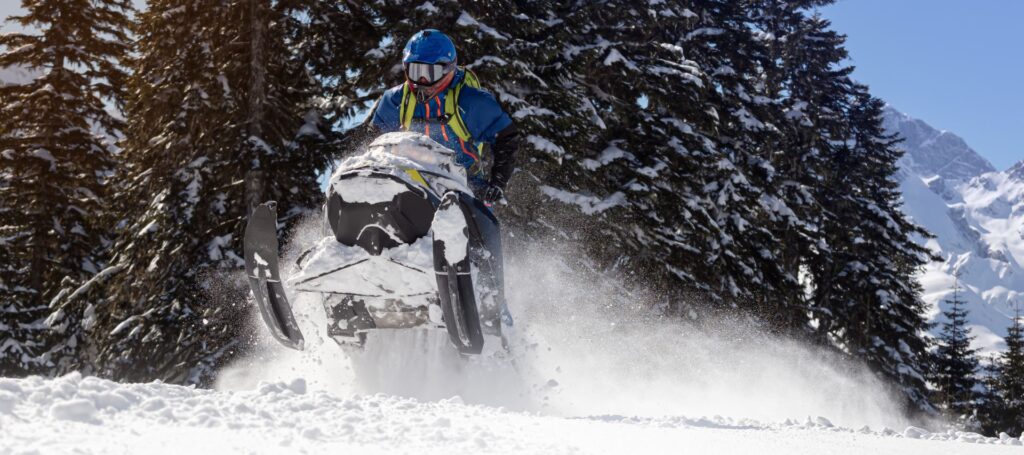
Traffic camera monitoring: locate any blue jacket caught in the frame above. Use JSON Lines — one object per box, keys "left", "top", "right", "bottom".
{"left": 372, "top": 70, "right": 512, "bottom": 187}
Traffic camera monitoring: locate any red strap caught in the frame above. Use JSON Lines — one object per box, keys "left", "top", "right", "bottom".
{"left": 424, "top": 98, "right": 431, "bottom": 136}
{"left": 458, "top": 137, "right": 479, "bottom": 161}
{"left": 436, "top": 98, "right": 450, "bottom": 141}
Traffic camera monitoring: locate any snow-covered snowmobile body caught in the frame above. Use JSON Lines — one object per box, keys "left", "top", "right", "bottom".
{"left": 244, "top": 132, "right": 507, "bottom": 355}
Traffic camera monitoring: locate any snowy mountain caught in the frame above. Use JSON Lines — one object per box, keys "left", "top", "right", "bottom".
{"left": 1009, "top": 160, "right": 1024, "bottom": 181}
{"left": 887, "top": 107, "right": 1024, "bottom": 353}
{"left": 884, "top": 107, "right": 996, "bottom": 182}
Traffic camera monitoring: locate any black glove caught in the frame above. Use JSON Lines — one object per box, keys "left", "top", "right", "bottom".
{"left": 480, "top": 183, "right": 506, "bottom": 205}
{"left": 490, "top": 125, "right": 520, "bottom": 190}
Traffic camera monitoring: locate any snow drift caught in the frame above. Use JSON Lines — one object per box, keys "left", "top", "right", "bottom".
{"left": 3, "top": 372, "right": 1022, "bottom": 454}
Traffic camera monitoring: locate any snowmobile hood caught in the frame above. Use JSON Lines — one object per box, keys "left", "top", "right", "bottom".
{"left": 331, "top": 132, "right": 470, "bottom": 198}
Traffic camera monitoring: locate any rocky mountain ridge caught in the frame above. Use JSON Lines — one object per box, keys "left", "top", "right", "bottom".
{"left": 886, "top": 107, "right": 1023, "bottom": 352}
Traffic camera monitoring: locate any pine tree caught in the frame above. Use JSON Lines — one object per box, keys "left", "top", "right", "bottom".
{"left": 743, "top": 5, "right": 939, "bottom": 411}
{"left": 527, "top": 1, "right": 737, "bottom": 307}
{"left": 811, "top": 86, "right": 935, "bottom": 413}
{"left": 774, "top": 14, "right": 853, "bottom": 342}
{"left": 928, "top": 273, "right": 981, "bottom": 423}
{"left": 683, "top": 0, "right": 816, "bottom": 329}
{"left": 748, "top": 7, "right": 850, "bottom": 336}
{"left": 48, "top": 0, "right": 330, "bottom": 383}
{"left": 986, "top": 303, "right": 1024, "bottom": 435}
{"left": 0, "top": 0, "right": 131, "bottom": 375}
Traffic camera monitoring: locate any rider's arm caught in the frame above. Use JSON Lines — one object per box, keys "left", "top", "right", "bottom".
{"left": 489, "top": 124, "right": 520, "bottom": 188}
{"left": 459, "top": 88, "right": 516, "bottom": 188}
{"left": 370, "top": 88, "right": 403, "bottom": 130}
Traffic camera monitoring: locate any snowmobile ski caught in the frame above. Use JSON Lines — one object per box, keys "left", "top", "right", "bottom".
{"left": 244, "top": 201, "right": 305, "bottom": 350}
{"left": 433, "top": 193, "right": 485, "bottom": 354}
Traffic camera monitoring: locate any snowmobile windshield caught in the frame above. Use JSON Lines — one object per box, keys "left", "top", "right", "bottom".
{"left": 405, "top": 61, "right": 455, "bottom": 85}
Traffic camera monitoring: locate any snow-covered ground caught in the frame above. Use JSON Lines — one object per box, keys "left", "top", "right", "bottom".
{"left": 6, "top": 233, "right": 1018, "bottom": 454}
{"left": 2, "top": 372, "right": 1022, "bottom": 454}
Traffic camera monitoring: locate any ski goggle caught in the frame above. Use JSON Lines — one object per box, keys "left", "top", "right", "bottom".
{"left": 405, "top": 61, "right": 455, "bottom": 84}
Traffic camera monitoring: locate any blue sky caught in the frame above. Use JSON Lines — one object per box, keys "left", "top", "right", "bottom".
{"left": 819, "top": 0, "right": 1023, "bottom": 170}
{"left": 2, "top": 2, "right": 1020, "bottom": 169}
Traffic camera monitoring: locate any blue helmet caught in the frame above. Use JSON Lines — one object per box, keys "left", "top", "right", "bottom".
{"left": 403, "top": 29, "right": 457, "bottom": 65}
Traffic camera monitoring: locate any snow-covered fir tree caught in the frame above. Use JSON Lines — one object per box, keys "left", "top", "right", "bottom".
{"left": 53, "top": 0, "right": 331, "bottom": 383}
{"left": 0, "top": 0, "right": 131, "bottom": 375}
{"left": 681, "top": 0, "right": 810, "bottom": 328}
{"left": 810, "top": 87, "right": 935, "bottom": 413}
{"left": 983, "top": 304, "right": 1024, "bottom": 435}
{"left": 748, "top": 5, "right": 846, "bottom": 336}
{"left": 770, "top": 11, "right": 856, "bottom": 340}
{"left": 928, "top": 274, "right": 981, "bottom": 423}
{"left": 511, "top": 1, "right": 737, "bottom": 307}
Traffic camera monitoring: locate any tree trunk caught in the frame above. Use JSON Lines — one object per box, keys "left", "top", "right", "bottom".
{"left": 247, "top": 0, "right": 266, "bottom": 140}
{"left": 244, "top": 0, "right": 267, "bottom": 215}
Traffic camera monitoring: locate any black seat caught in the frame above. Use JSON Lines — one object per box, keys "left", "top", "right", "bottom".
{"left": 327, "top": 174, "right": 435, "bottom": 255}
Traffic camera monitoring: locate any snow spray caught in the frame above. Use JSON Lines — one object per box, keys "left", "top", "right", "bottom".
{"left": 217, "top": 215, "right": 912, "bottom": 430}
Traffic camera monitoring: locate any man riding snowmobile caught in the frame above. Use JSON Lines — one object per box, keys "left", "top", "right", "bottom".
{"left": 361, "top": 29, "right": 520, "bottom": 345}
{"left": 242, "top": 30, "right": 519, "bottom": 355}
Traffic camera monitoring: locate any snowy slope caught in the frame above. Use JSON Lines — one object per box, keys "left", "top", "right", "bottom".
{"left": 1, "top": 373, "right": 1022, "bottom": 454}
{"left": 887, "top": 107, "right": 1024, "bottom": 353}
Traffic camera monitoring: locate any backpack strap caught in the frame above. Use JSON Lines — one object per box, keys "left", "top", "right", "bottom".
{"left": 461, "top": 68, "right": 481, "bottom": 89}
{"left": 444, "top": 81, "right": 471, "bottom": 143}
{"left": 400, "top": 68, "right": 487, "bottom": 157}
{"left": 444, "top": 68, "right": 486, "bottom": 157}
{"left": 399, "top": 81, "right": 417, "bottom": 130}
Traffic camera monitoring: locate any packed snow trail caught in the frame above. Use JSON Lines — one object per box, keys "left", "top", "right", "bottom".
{"left": 1, "top": 373, "right": 1022, "bottom": 455}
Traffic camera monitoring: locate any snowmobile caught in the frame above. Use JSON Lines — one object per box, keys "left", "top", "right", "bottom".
{"left": 243, "top": 132, "right": 509, "bottom": 355}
